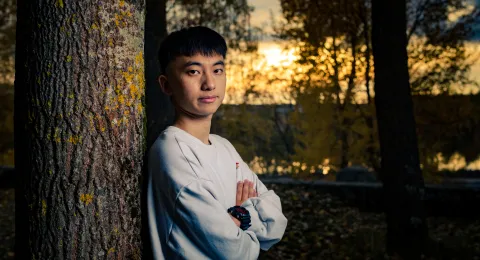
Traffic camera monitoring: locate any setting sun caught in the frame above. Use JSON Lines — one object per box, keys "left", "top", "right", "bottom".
{"left": 258, "top": 42, "right": 297, "bottom": 67}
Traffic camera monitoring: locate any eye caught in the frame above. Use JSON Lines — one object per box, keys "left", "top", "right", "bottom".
{"left": 187, "top": 70, "right": 200, "bottom": 75}
{"left": 214, "top": 68, "right": 224, "bottom": 74}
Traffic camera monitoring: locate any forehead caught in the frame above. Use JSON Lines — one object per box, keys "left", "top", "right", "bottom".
{"left": 172, "top": 53, "right": 225, "bottom": 67}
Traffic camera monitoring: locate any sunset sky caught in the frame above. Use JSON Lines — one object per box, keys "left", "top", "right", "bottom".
{"left": 248, "top": 0, "right": 480, "bottom": 94}
{"left": 246, "top": 0, "right": 480, "bottom": 171}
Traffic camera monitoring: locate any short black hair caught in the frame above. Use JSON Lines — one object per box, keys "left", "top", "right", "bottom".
{"left": 158, "top": 26, "right": 228, "bottom": 75}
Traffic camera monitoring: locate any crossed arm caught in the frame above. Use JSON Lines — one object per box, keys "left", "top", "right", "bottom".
{"left": 163, "top": 170, "right": 286, "bottom": 259}
{"left": 232, "top": 160, "right": 288, "bottom": 251}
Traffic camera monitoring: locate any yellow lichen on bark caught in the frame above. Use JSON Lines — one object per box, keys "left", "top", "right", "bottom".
{"left": 91, "top": 1, "right": 144, "bottom": 134}
{"left": 114, "top": 13, "right": 127, "bottom": 28}
{"left": 41, "top": 200, "right": 47, "bottom": 216}
{"left": 104, "top": 51, "right": 145, "bottom": 121}
{"left": 91, "top": 22, "right": 99, "bottom": 30}
{"left": 70, "top": 14, "right": 76, "bottom": 25}
{"left": 80, "top": 193, "right": 94, "bottom": 206}
{"left": 55, "top": 0, "right": 64, "bottom": 8}
{"left": 47, "top": 128, "right": 61, "bottom": 143}
{"left": 67, "top": 135, "right": 82, "bottom": 144}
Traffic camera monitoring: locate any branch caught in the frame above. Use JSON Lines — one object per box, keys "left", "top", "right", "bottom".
{"left": 343, "top": 35, "right": 358, "bottom": 111}
{"left": 407, "top": 0, "right": 430, "bottom": 43}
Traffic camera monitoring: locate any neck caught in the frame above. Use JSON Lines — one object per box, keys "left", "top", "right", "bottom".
{"left": 173, "top": 106, "right": 213, "bottom": 145}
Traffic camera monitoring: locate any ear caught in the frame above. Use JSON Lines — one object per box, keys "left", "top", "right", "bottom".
{"left": 158, "top": 75, "right": 172, "bottom": 96}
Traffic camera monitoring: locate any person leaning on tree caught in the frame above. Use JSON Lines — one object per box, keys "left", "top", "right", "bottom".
{"left": 147, "top": 26, "right": 288, "bottom": 259}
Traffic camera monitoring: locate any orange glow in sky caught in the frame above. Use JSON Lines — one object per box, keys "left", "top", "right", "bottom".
{"left": 257, "top": 42, "right": 297, "bottom": 67}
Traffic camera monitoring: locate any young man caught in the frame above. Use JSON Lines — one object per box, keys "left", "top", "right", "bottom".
{"left": 147, "top": 26, "right": 288, "bottom": 259}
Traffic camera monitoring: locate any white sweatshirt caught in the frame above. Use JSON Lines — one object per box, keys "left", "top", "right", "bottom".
{"left": 147, "top": 126, "right": 288, "bottom": 260}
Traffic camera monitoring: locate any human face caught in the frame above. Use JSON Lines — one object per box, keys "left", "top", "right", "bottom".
{"left": 159, "top": 53, "right": 226, "bottom": 118}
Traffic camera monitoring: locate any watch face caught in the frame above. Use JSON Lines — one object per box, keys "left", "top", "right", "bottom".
{"left": 237, "top": 208, "right": 248, "bottom": 215}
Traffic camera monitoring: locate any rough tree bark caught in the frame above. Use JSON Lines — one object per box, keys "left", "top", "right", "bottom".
{"left": 371, "top": 0, "right": 428, "bottom": 258}
{"left": 14, "top": 0, "right": 145, "bottom": 259}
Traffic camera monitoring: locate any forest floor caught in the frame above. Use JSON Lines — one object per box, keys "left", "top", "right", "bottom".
{"left": 1, "top": 185, "right": 480, "bottom": 259}
{"left": 259, "top": 184, "right": 480, "bottom": 259}
{"left": 0, "top": 189, "right": 14, "bottom": 260}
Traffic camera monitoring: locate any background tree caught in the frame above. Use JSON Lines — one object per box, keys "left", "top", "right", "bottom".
{"left": 0, "top": 0, "right": 15, "bottom": 166}
{"left": 166, "top": 0, "right": 256, "bottom": 53}
{"left": 0, "top": 0, "right": 15, "bottom": 82}
{"left": 14, "top": 0, "right": 145, "bottom": 258}
{"left": 276, "top": 0, "right": 478, "bottom": 177}
{"left": 414, "top": 94, "right": 480, "bottom": 177}
{"left": 371, "top": 0, "right": 428, "bottom": 257}
{"left": 277, "top": 0, "right": 379, "bottom": 174}
{"left": 407, "top": 0, "right": 479, "bottom": 95}
{"left": 406, "top": 0, "right": 480, "bottom": 175}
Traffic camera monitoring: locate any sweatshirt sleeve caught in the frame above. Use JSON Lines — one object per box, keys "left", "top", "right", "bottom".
{"left": 238, "top": 160, "right": 289, "bottom": 251}
{"left": 170, "top": 179, "right": 261, "bottom": 260}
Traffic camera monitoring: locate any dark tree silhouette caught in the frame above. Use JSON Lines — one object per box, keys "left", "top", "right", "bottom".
{"left": 14, "top": 0, "right": 145, "bottom": 258}
{"left": 145, "top": 0, "right": 173, "bottom": 151}
{"left": 0, "top": 0, "right": 15, "bottom": 159}
{"left": 371, "top": 0, "right": 428, "bottom": 258}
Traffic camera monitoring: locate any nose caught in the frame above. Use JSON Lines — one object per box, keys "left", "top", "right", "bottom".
{"left": 201, "top": 71, "right": 216, "bottom": 91}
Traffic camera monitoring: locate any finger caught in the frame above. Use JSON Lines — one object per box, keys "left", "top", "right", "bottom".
{"left": 241, "top": 180, "right": 250, "bottom": 203}
{"left": 249, "top": 182, "right": 255, "bottom": 198}
{"left": 236, "top": 181, "right": 243, "bottom": 206}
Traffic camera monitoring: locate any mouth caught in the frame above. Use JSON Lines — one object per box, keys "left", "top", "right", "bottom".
{"left": 199, "top": 96, "right": 217, "bottom": 103}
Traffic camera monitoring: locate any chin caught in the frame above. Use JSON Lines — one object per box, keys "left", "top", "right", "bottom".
{"left": 185, "top": 106, "right": 217, "bottom": 118}
{"left": 200, "top": 108, "right": 219, "bottom": 117}
{"left": 196, "top": 103, "right": 221, "bottom": 114}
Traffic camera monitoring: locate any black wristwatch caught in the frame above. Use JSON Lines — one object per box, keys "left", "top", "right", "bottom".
{"left": 228, "top": 206, "right": 251, "bottom": 230}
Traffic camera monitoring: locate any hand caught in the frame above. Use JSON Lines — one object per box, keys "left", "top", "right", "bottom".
{"left": 235, "top": 179, "right": 257, "bottom": 206}
{"left": 230, "top": 215, "right": 241, "bottom": 227}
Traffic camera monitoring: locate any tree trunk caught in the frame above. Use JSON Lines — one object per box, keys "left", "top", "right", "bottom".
{"left": 14, "top": 1, "right": 145, "bottom": 259}
{"left": 145, "top": 0, "right": 173, "bottom": 151}
{"left": 371, "top": 0, "right": 428, "bottom": 258}
{"left": 339, "top": 35, "right": 357, "bottom": 169}
{"left": 142, "top": 1, "right": 170, "bottom": 259}
{"left": 360, "top": 0, "right": 379, "bottom": 173}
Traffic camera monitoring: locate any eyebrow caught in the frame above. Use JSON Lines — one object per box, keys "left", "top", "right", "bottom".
{"left": 183, "top": 60, "right": 225, "bottom": 68}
